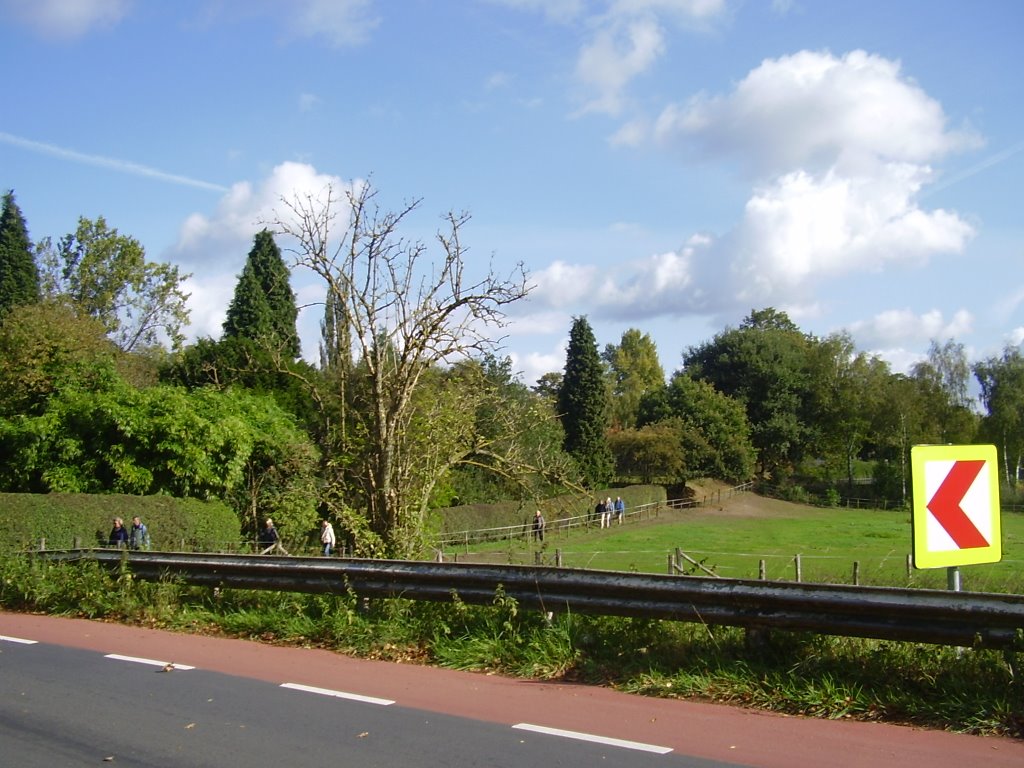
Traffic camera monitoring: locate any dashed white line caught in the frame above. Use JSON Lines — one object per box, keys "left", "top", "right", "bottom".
{"left": 512, "top": 723, "right": 673, "bottom": 754}
{"left": 280, "top": 682, "right": 395, "bottom": 706}
{"left": 0, "top": 635, "right": 38, "bottom": 644}
{"left": 104, "top": 653, "right": 195, "bottom": 670}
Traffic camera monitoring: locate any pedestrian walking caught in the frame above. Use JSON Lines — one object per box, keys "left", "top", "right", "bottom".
{"left": 532, "top": 510, "right": 546, "bottom": 542}
{"left": 320, "top": 519, "right": 336, "bottom": 556}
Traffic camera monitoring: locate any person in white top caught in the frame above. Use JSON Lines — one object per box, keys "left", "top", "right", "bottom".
{"left": 320, "top": 519, "right": 336, "bottom": 556}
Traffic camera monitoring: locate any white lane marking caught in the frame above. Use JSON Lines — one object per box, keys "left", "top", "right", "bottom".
{"left": 280, "top": 682, "right": 395, "bottom": 706}
{"left": 0, "top": 635, "right": 38, "bottom": 644}
{"left": 104, "top": 654, "right": 195, "bottom": 670}
{"left": 512, "top": 723, "right": 673, "bottom": 754}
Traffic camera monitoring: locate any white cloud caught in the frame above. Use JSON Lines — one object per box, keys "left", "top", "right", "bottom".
{"left": 181, "top": 271, "right": 237, "bottom": 342}
{"left": 172, "top": 162, "right": 358, "bottom": 358}
{"left": 728, "top": 164, "right": 974, "bottom": 304}
{"left": 2, "top": 0, "right": 131, "bottom": 39}
{"left": 287, "top": 0, "right": 380, "bottom": 47}
{"left": 656, "top": 50, "right": 981, "bottom": 177}
{"left": 508, "top": 338, "right": 571, "bottom": 387}
{"left": 849, "top": 308, "right": 974, "bottom": 348}
{"left": 174, "top": 161, "right": 348, "bottom": 256}
{"left": 575, "top": 16, "right": 665, "bottom": 116}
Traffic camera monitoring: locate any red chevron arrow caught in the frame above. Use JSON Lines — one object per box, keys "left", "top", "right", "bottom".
{"left": 926, "top": 459, "right": 989, "bottom": 549}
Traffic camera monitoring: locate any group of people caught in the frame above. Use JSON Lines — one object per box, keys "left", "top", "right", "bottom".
{"left": 257, "top": 518, "right": 335, "bottom": 556}
{"left": 594, "top": 496, "right": 626, "bottom": 528}
{"left": 533, "top": 495, "right": 628, "bottom": 543}
{"left": 108, "top": 514, "right": 340, "bottom": 556}
{"left": 108, "top": 516, "right": 150, "bottom": 549}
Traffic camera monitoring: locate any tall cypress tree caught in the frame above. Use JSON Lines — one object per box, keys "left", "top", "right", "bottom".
{"left": 0, "top": 190, "right": 40, "bottom": 317}
{"left": 223, "top": 229, "right": 300, "bottom": 357}
{"left": 557, "top": 316, "right": 613, "bottom": 488}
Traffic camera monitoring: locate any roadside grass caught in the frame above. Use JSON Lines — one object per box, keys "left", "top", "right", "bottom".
{"left": 1, "top": 554, "right": 1022, "bottom": 737}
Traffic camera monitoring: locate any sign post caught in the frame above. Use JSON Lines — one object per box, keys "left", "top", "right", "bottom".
{"left": 910, "top": 444, "right": 1001, "bottom": 578}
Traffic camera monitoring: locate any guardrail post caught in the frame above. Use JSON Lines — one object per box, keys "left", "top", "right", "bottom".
{"left": 852, "top": 561, "right": 860, "bottom": 586}
{"left": 39, "top": 538, "right": 45, "bottom": 551}
{"left": 73, "top": 536, "right": 80, "bottom": 549}
{"left": 667, "top": 553, "right": 674, "bottom": 575}
{"left": 759, "top": 559, "right": 766, "bottom": 580}
{"left": 794, "top": 554, "right": 802, "bottom": 582}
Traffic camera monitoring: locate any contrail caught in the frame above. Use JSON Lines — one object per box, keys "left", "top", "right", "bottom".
{"left": 923, "top": 140, "right": 1024, "bottom": 198}
{"left": 0, "top": 131, "right": 229, "bottom": 193}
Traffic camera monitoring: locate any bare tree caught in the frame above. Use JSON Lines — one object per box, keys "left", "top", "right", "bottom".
{"left": 271, "top": 182, "right": 530, "bottom": 556}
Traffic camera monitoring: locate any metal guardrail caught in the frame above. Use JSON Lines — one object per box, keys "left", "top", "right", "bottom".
{"left": 39, "top": 550, "right": 1024, "bottom": 651}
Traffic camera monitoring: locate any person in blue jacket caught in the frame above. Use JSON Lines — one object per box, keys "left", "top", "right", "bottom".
{"left": 108, "top": 517, "right": 129, "bottom": 548}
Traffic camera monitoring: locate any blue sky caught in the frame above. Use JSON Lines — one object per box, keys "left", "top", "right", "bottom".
{"left": 2, "top": 0, "right": 1022, "bottom": 387}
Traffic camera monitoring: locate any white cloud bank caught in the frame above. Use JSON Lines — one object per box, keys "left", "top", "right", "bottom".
{"left": 526, "top": 50, "right": 978, "bottom": 333}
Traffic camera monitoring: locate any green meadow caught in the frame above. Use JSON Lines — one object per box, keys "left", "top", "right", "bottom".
{"left": 448, "top": 494, "right": 1024, "bottom": 594}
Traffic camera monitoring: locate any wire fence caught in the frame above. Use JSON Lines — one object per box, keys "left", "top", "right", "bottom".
{"left": 434, "top": 482, "right": 755, "bottom": 550}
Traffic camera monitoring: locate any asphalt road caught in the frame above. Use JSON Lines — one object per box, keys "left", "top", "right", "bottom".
{"left": 2, "top": 612, "right": 1022, "bottom": 767}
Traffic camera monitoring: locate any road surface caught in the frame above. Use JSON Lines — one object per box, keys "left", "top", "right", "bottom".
{"left": 1, "top": 611, "right": 1021, "bottom": 767}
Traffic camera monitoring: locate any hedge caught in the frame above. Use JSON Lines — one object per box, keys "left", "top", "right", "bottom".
{"left": 0, "top": 493, "right": 240, "bottom": 553}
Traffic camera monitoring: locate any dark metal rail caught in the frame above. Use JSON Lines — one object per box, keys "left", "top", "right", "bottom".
{"left": 40, "top": 550, "right": 1024, "bottom": 650}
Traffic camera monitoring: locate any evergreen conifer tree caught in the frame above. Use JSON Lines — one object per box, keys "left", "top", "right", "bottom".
{"left": 0, "top": 190, "right": 40, "bottom": 317}
{"left": 557, "top": 316, "right": 613, "bottom": 488}
{"left": 223, "top": 229, "right": 300, "bottom": 357}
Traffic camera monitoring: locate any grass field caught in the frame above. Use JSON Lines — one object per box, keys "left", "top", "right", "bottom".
{"left": 445, "top": 483, "right": 1024, "bottom": 594}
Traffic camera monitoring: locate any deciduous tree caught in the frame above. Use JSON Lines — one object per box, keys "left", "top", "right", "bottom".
{"left": 684, "top": 308, "right": 810, "bottom": 479}
{"left": 38, "top": 216, "right": 191, "bottom": 352}
{"left": 271, "top": 182, "right": 530, "bottom": 557}
{"left": 603, "top": 328, "right": 664, "bottom": 429}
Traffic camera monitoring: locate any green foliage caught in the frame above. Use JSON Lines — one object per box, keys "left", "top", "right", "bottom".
{"left": 0, "top": 190, "right": 40, "bottom": 317}
{"left": 222, "top": 229, "right": 300, "bottom": 358}
{"left": 444, "top": 354, "right": 580, "bottom": 508}
{"left": 608, "top": 422, "right": 685, "bottom": 484}
{"left": 684, "top": 308, "right": 811, "bottom": 479}
{"left": 0, "top": 371, "right": 319, "bottom": 540}
{"left": 0, "top": 301, "right": 118, "bottom": 417}
{"left": 159, "top": 335, "right": 321, "bottom": 435}
{"left": 603, "top": 328, "right": 665, "bottom": 429}
{"left": 0, "top": 493, "right": 238, "bottom": 552}
{"left": 38, "top": 215, "right": 191, "bottom": 351}
{"left": 975, "top": 347, "right": 1024, "bottom": 488}
{"left": 558, "top": 317, "right": 613, "bottom": 488}
{"left": 642, "top": 373, "right": 756, "bottom": 482}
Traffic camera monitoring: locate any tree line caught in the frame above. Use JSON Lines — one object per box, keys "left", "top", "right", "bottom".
{"left": 2, "top": 187, "right": 1022, "bottom": 557}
